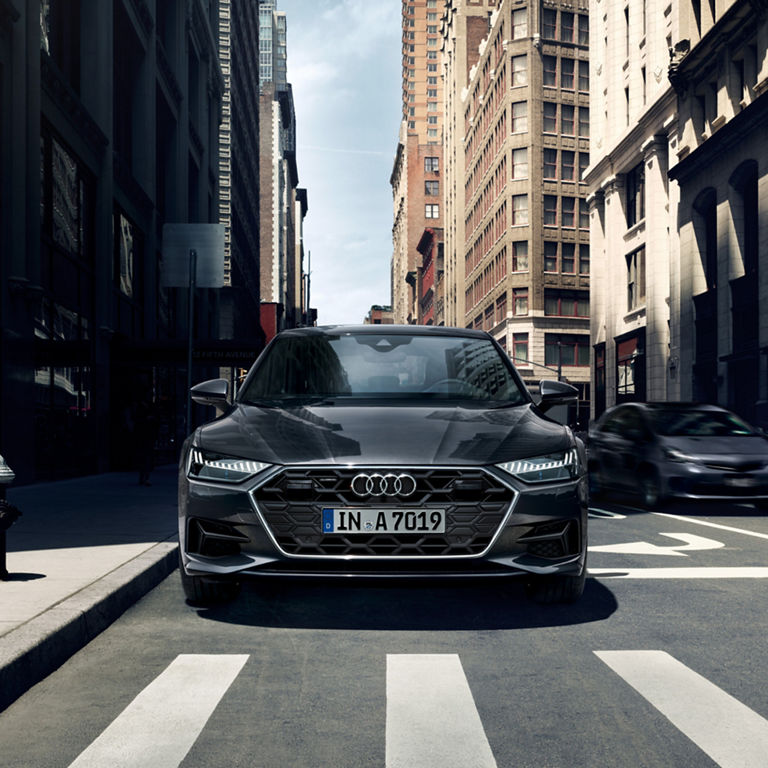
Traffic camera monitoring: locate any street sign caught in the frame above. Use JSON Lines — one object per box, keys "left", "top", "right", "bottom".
{"left": 161, "top": 223, "right": 225, "bottom": 288}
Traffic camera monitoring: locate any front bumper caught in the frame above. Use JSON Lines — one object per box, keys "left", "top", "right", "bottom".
{"left": 179, "top": 464, "right": 588, "bottom": 581}
{"left": 662, "top": 463, "right": 768, "bottom": 501}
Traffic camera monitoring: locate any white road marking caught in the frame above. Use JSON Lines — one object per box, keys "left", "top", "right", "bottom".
{"left": 588, "top": 507, "right": 627, "bottom": 519}
{"left": 386, "top": 654, "right": 497, "bottom": 768}
{"left": 653, "top": 512, "right": 768, "bottom": 542}
{"left": 589, "top": 567, "right": 768, "bottom": 578}
{"left": 589, "top": 532, "right": 724, "bottom": 557}
{"left": 595, "top": 650, "right": 768, "bottom": 768}
{"left": 68, "top": 654, "right": 249, "bottom": 768}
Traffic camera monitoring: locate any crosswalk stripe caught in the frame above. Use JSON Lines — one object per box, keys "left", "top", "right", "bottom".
{"left": 386, "top": 654, "right": 497, "bottom": 768}
{"left": 68, "top": 654, "right": 249, "bottom": 768}
{"left": 595, "top": 650, "right": 768, "bottom": 768}
{"left": 589, "top": 567, "right": 768, "bottom": 578}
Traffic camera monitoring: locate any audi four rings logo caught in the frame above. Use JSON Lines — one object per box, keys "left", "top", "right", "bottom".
{"left": 351, "top": 473, "right": 417, "bottom": 498}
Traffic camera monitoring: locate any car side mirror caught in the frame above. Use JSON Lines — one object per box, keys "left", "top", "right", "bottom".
{"left": 190, "top": 378, "right": 229, "bottom": 408}
{"left": 537, "top": 379, "right": 578, "bottom": 413}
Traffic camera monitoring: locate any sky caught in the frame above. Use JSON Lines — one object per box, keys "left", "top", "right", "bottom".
{"left": 278, "top": 0, "right": 402, "bottom": 325}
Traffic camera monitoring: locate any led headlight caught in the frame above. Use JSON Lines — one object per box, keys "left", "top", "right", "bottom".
{"left": 663, "top": 447, "right": 697, "bottom": 463}
{"left": 188, "top": 448, "right": 272, "bottom": 484}
{"left": 496, "top": 448, "right": 579, "bottom": 484}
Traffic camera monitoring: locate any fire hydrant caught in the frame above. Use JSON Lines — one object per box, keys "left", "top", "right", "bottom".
{"left": 0, "top": 454, "right": 21, "bottom": 580}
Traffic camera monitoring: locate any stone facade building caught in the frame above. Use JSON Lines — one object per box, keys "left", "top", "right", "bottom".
{"left": 1, "top": 0, "right": 224, "bottom": 482}
{"left": 391, "top": 0, "right": 446, "bottom": 325}
{"left": 586, "top": 0, "right": 768, "bottom": 426}
{"left": 457, "top": 1, "right": 591, "bottom": 414}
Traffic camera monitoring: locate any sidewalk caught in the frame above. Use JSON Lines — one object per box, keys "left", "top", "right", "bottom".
{"left": 0, "top": 463, "right": 179, "bottom": 711}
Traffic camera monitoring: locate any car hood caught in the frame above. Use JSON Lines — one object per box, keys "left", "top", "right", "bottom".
{"left": 662, "top": 435, "right": 768, "bottom": 459}
{"left": 197, "top": 402, "right": 571, "bottom": 466}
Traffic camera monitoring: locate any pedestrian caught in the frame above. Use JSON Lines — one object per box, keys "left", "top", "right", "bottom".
{"left": 134, "top": 389, "right": 159, "bottom": 486}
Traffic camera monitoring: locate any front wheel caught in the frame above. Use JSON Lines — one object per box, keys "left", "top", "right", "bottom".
{"left": 179, "top": 553, "right": 241, "bottom": 606}
{"left": 525, "top": 561, "right": 586, "bottom": 604}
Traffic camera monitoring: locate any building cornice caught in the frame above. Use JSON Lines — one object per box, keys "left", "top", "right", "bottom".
{"left": 584, "top": 86, "right": 676, "bottom": 191}
{"left": 669, "top": 89, "right": 768, "bottom": 183}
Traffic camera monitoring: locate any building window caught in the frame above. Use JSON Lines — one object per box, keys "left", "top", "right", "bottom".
{"left": 561, "top": 57, "right": 574, "bottom": 89}
{"left": 425, "top": 204, "right": 440, "bottom": 218}
{"left": 562, "top": 197, "right": 575, "bottom": 228}
{"left": 428, "top": 37, "right": 438, "bottom": 47}
{"left": 427, "top": 63, "right": 437, "bottom": 72}
{"left": 627, "top": 247, "right": 646, "bottom": 310}
{"left": 511, "top": 55, "right": 528, "bottom": 86}
{"left": 543, "top": 102, "right": 557, "bottom": 133}
{"left": 561, "top": 150, "right": 575, "bottom": 181}
{"left": 511, "top": 147, "right": 528, "bottom": 179}
{"left": 545, "top": 334, "right": 590, "bottom": 367}
{"left": 543, "top": 55, "right": 557, "bottom": 86}
{"left": 579, "top": 243, "right": 590, "bottom": 275}
{"left": 428, "top": 115, "right": 438, "bottom": 124}
{"left": 544, "top": 241, "right": 558, "bottom": 272}
{"left": 427, "top": 128, "right": 438, "bottom": 138}
{"left": 425, "top": 156, "right": 439, "bottom": 172}
{"left": 625, "top": 162, "right": 645, "bottom": 227}
{"left": 497, "top": 293, "right": 508, "bottom": 323}
{"left": 408, "top": 120, "right": 416, "bottom": 129}
{"left": 427, "top": 50, "right": 437, "bottom": 59}
{"left": 425, "top": 180, "right": 439, "bottom": 196}
{"left": 543, "top": 195, "right": 558, "bottom": 226}
{"left": 542, "top": 9, "right": 557, "bottom": 39}
{"left": 512, "top": 194, "right": 528, "bottom": 225}
{"left": 562, "top": 243, "right": 576, "bottom": 273}
{"left": 578, "top": 152, "right": 589, "bottom": 182}
{"left": 512, "top": 9, "right": 527, "bottom": 39}
{"left": 511, "top": 101, "right": 528, "bottom": 132}
{"left": 428, "top": 76, "right": 437, "bottom": 85}
{"left": 543, "top": 149, "right": 557, "bottom": 179}
{"left": 545, "top": 290, "right": 589, "bottom": 317}
{"left": 579, "top": 198, "right": 590, "bottom": 229}
{"left": 512, "top": 241, "right": 528, "bottom": 271}
{"left": 427, "top": 25, "right": 437, "bottom": 33}
{"left": 578, "top": 106, "right": 590, "bottom": 137}
{"left": 578, "top": 60, "right": 589, "bottom": 92}
{"left": 578, "top": 14, "right": 589, "bottom": 45}
{"left": 561, "top": 12, "right": 574, "bottom": 42}
{"left": 513, "top": 333, "right": 529, "bottom": 363}
{"left": 513, "top": 288, "right": 529, "bottom": 315}
{"left": 427, "top": 101, "right": 438, "bottom": 111}
{"left": 427, "top": 88, "right": 438, "bottom": 98}
{"left": 561, "top": 104, "right": 575, "bottom": 135}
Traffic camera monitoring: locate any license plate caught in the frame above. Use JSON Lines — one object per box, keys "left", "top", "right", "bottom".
{"left": 724, "top": 476, "right": 757, "bottom": 487}
{"left": 322, "top": 508, "right": 445, "bottom": 534}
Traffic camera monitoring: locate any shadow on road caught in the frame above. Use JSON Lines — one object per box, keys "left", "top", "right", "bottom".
{"left": 196, "top": 576, "right": 617, "bottom": 631}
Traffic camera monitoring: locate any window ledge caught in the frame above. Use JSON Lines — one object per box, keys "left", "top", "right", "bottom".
{"left": 624, "top": 305, "right": 646, "bottom": 323}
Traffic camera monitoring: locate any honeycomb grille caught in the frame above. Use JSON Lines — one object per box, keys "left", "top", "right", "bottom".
{"left": 252, "top": 467, "right": 513, "bottom": 557}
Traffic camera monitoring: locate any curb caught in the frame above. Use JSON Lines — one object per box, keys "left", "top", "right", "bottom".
{"left": 0, "top": 541, "right": 178, "bottom": 712}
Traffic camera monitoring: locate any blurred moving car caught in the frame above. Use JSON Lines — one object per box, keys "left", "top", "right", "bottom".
{"left": 588, "top": 402, "right": 768, "bottom": 508}
{"left": 178, "top": 325, "right": 588, "bottom": 606}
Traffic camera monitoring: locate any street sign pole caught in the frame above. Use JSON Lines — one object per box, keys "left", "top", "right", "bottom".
{"left": 186, "top": 249, "right": 197, "bottom": 436}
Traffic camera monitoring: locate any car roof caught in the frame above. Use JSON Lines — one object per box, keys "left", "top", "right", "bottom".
{"left": 276, "top": 324, "right": 491, "bottom": 340}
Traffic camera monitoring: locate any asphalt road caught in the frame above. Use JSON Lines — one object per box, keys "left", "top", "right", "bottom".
{"left": 2, "top": 498, "right": 768, "bottom": 768}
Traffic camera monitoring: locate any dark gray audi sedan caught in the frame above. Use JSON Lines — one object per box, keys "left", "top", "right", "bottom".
{"left": 178, "top": 326, "right": 588, "bottom": 605}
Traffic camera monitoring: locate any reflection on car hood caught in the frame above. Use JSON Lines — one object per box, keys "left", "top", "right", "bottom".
{"left": 198, "top": 402, "right": 571, "bottom": 466}
{"left": 663, "top": 435, "right": 768, "bottom": 458}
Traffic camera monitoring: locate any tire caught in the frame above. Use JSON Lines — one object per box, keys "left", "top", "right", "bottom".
{"left": 525, "top": 559, "right": 586, "bottom": 605}
{"left": 639, "top": 470, "right": 663, "bottom": 509}
{"left": 179, "top": 553, "right": 241, "bottom": 606}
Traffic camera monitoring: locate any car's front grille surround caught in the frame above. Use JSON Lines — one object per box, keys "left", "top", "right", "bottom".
{"left": 249, "top": 466, "right": 516, "bottom": 559}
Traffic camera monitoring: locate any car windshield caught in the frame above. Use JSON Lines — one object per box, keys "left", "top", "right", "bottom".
{"left": 650, "top": 409, "right": 758, "bottom": 437}
{"left": 239, "top": 332, "right": 527, "bottom": 405}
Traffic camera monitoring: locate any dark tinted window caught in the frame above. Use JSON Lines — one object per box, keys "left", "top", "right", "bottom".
{"left": 241, "top": 333, "right": 526, "bottom": 404}
{"left": 651, "top": 409, "right": 757, "bottom": 437}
